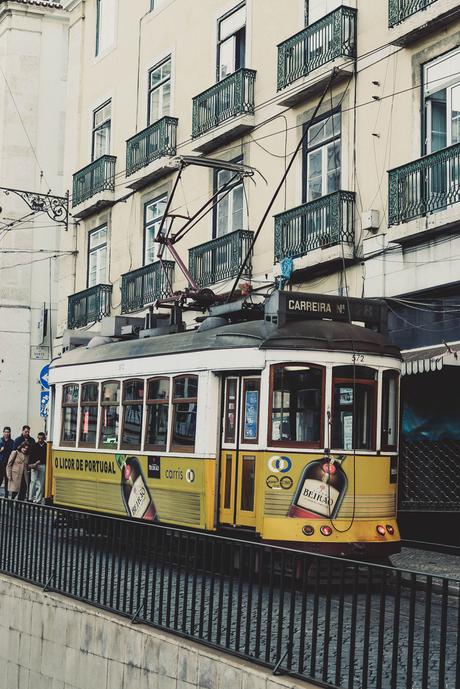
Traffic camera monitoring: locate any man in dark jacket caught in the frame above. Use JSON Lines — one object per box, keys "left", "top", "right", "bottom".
{"left": 14, "top": 425, "right": 35, "bottom": 450}
{"left": 0, "top": 426, "right": 14, "bottom": 496}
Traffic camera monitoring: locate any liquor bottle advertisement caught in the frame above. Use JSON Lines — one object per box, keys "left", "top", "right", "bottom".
{"left": 115, "top": 454, "right": 159, "bottom": 522}
{"left": 287, "top": 455, "right": 348, "bottom": 519}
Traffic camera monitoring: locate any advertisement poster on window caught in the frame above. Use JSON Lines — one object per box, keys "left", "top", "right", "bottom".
{"left": 244, "top": 390, "right": 259, "bottom": 440}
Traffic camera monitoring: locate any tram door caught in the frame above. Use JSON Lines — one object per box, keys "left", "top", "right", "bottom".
{"left": 219, "top": 375, "right": 261, "bottom": 528}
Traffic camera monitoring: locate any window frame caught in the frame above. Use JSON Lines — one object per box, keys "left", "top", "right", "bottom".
{"left": 87, "top": 224, "right": 108, "bottom": 288}
{"left": 268, "top": 363, "right": 325, "bottom": 449}
{"left": 145, "top": 376, "right": 170, "bottom": 451}
{"left": 120, "top": 379, "right": 145, "bottom": 451}
{"left": 212, "top": 155, "right": 246, "bottom": 239}
{"left": 331, "top": 367, "right": 378, "bottom": 452}
{"left": 78, "top": 382, "right": 99, "bottom": 448}
{"left": 381, "top": 369, "right": 400, "bottom": 452}
{"left": 61, "top": 384, "right": 80, "bottom": 447}
{"left": 216, "top": 2, "right": 246, "bottom": 82}
{"left": 91, "top": 99, "right": 112, "bottom": 161}
{"left": 302, "top": 110, "right": 341, "bottom": 204}
{"left": 170, "top": 374, "right": 198, "bottom": 453}
{"left": 99, "top": 380, "right": 121, "bottom": 449}
{"left": 147, "top": 56, "right": 172, "bottom": 126}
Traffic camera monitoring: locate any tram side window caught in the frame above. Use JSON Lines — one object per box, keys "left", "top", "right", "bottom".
{"left": 332, "top": 366, "right": 376, "bottom": 451}
{"left": 171, "top": 375, "right": 198, "bottom": 452}
{"left": 381, "top": 370, "right": 399, "bottom": 451}
{"left": 79, "top": 383, "right": 99, "bottom": 446}
{"left": 270, "top": 364, "right": 323, "bottom": 446}
{"left": 145, "top": 377, "right": 169, "bottom": 450}
{"left": 121, "top": 379, "right": 144, "bottom": 450}
{"left": 61, "top": 384, "right": 79, "bottom": 446}
{"left": 100, "top": 381, "right": 120, "bottom": 448}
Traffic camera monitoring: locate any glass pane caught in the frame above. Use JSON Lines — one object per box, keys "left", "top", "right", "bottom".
{"left": 162, "top": 81, "right": 171, "bottom": 117}
{"left": 122, "top": 404, "right": 143, "bottom": 447}
{"left": 217, "top": 192, "right": 230, "bottom": 236}
{"left": 307, "top": 149, "right": 323, "bottom": 201}
{"left": 308, "top": 0, "right": 343, "bottom": 24}
{"left": 219, "top": 6, "right": 245, "bottom": 41}
{"left": 332, "top": 382, "right": 374, "bottom": 450}
{"left": 429, "top": 91, "right": 447, "bottom": 152}
{"left": 96, "top": 246, "right": 107, "bottom": 284}
{"left": 271, "top": 366, "right": 322, "bottom": 443}
{"left": 102, "top": 382, "right": 119, "bottom": 404}
{"left": 146, "top": 195, "right": 167, "bottom": 222}
{"left": 80, "top": 405, "right": 98, "bottom": 445}
{"left": 327, "top": 142, "right": 341, "bottom": 194}
{"left": 218, "top": 35, "right": 235, "bottom": 80}
{"left": 100, "top": 404, "right": 119, "bottom": 447}
{"left": 224, "top": 379, "right": 238, "bottom": 443}
{"left": 425, "top": 48, "right": 460, "bottom": 97}
{"left": 93, "top": 124, "right": 110, "bottom": 158}
{"left": 149, "top": 89, "right": 160, "bottom": 124}
{"left": 382, "top": 372, "right": 398, "bottom": 448}
{"left": 82, "top": 383, "right": 98, "bottom": 403}
{"left": 240, "top": 455, "right": 255, "bottom": 511}
{"left": 172, "top": 403, "right": 197, "bottom": 448}
{"left": 145, "top": 403, "right": 168, "bottom": 449}
{"left": 174, "top": 376, "right": 198, "bottom": 399}
{"left": 124, "top": 380, "right": 144, "bottom": 402}
{"left": 148, "top": 378, "right": 169, "bottom": 400}
{"left": 242, "top": 380, "right": 259, "bottom": 441}
{"left": 223, "top": 454, "right": 233, "bottom": 509}
{"left": 62, "top": 407, "right": 78, "bottom": 443}
{"left": 232, "top": 184, "right": 244, "bottom": 230}
{"left": 63, "top": 385, "right": 79, "bottom": 404}
{"left": 97, "top": 0, "right": 116, "bottom": 55}
{"left": 451, "top": 85, "right": 460, "bottom": 145}
{"left": 89, "top": 226, "right": 107, "bottom": 249}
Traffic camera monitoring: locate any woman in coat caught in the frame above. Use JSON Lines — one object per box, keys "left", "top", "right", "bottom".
{"left": 6, "top": 441, "right": 30, "bottom": 500}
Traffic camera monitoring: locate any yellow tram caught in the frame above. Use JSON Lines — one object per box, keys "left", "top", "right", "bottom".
{"left": 47, "top": 291, "right": 401, "bottom": 557}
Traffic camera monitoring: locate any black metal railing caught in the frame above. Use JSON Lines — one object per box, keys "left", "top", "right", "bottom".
{"left": 388, "top": 142, "right": 460, "bottom": 225}
{"left": 274, "top": 191, "right": 355, "bottom": 262}
{"left": 277, "top": 6, "right": 357, "bottom": 91}
{"left": 189, "top": 229, "right": 254, "bottom": 287}
{"left": 72, "top": 155, "right": 116, "bottom": 207}
{"left": 192, "top": 68, "right": 256, "bottom": 138}
{"left": 0, "top": 498, "right": 458, "bottom": 689}
{"left": 388, "top": 0, "right": 438, "bottom": 27}
{"left": 121, "top": 261, "right": 174, "bottom": 313}
{"left": 67, "top": 283, "right": 112, "bottom": 329}
{"left": 126, "top": 117, "right": 178, "bottom": 177}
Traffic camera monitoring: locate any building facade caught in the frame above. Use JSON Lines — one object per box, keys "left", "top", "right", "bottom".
{"left": 0, "top": 0, "right": 68, "bottom": 436}
{"left": 58, "top": 0, "right": 460, "bottom": 534}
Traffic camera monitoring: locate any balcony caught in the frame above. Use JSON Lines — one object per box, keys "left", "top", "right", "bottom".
{"left": 189, "top": 229, "right": 254, "bottom": 287}
{"left": 191, "top": 68, "right": 256, "bottom": 153}
{"left": 68, "top": 284, "right": 112, "bottom": 329}
{"left": 388, "top": 142, "right": 460, "bottom": 241}
{"left": 72, "top": 155, "right": 116, "bottom": 219}
{"left": 274, "top": 191, "right": 355, "bottom": 273}
{"left": 126, "top": 117, "right": 178, "bottom": 191}
{"left": 388, "top": 0, "right": 460, "bottom": 46}
{"left": 277, "top": 7, "right": 356, "bottom": 108}
{"left": 121, "top": 261, "right": 174, "bottom": 314}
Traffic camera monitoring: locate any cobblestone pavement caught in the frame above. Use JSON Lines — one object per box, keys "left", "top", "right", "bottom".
{"left": 391, "top": 546, "right": 460, "bottom": 580}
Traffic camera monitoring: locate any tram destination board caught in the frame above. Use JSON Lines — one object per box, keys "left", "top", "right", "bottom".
{"left": 267, "top": 291, "right": 388, "bottom": 331}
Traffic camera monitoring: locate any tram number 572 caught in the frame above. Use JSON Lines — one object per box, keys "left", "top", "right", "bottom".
{"left": 352, "top": 353, "right": 365, "bottom": 364}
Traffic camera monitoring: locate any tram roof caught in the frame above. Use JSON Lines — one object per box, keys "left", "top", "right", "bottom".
{"left": 52, "top": 318, "right": 400, "bottom": 369}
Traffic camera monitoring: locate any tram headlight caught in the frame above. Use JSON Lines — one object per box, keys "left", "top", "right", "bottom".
{"left": 376, "top": 525, "right": 386, "bottom": 536}
{"left": 302, "top": 525, "right": 315, "bottom": 536}
{"left": 386, "top": 524, "right": 395, "bottom": 535}
{"left": 320, "top": 525, "right": 333, "bottom": 537}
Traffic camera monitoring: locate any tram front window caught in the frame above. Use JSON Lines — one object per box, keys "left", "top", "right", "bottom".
{"left": 61, "top": 384, "right": 79, "bottom": 445}
{"left": 100, "top": 381, "right": 120, "bottom": 448}
{"left": 332, "top": 366, "right": 376, "bottom": 450}
{"left": 80, "top": 383, "right": 99, "bottom": 446}
{"left": 121, "top": 379, "right": 144, "bottom": 449}
{"left": 270, "top": 364, "right": 323, "bottom": 446}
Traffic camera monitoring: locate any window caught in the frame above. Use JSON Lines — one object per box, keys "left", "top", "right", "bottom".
{"left": 331, "top": 366, "right": 376, "bottom": 451}
{"left": 306, "top": 0, "right": 343, "bottom": 25}
{"left": 223, "top": 378, "right": 238, "bottom": 443}
{"left": 148, "top": 57, "right": 171, "bottom": 125}
{"left": 217, "top": 3, "right": 246, "bottom": 81}
{"left": 61, "top": 384, "right": 79, "bottom": 446}
{"left": 79, "top": 383, "right": 99, "bottom": 446}
{"left": 150, "top": 0, "right": 155, "bottom": 9}
{"left": 88, "top": 226, "right": 107, "bottom": 287}
{"left": 144, "top": 195, "right": 167, "bottom": 265}
{"left": 304, "top": 112, "right": 341, "bottom": 202}
{"left": 145, "top": 378, "right": 169, "bottom": 450}
{"left": 381, "top": 370, "right": 399, "bottom": 451}
{"left": 270, "top": 364, "right": 323, "bottom": 446}
{"left": 214, "top": 157, "right": 246, "bottom": 237}
{"left": 121, "top": 380, "right": 144, "bottom": 449}
{"left": 424, "top": 48, "right": 460, "bottom": 153}
{"left": 100, "top": 381, "right": 120, "bottom": 448}
{"left": 96, "top": 0, "right": 116, "bottom": 56}
{"left": 171, "top": 375, "right": 198, "bottom": 452}
{"left": 241, "top": 378, "right": 260, "bottom": 444}
{"left": 92, "top": 100, "right": 111, "bottom": 161}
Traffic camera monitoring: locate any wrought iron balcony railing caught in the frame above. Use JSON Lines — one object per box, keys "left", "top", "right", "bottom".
{"left": 388, "top": 0, "right": 438, "bottom": 27}
{"left": 192, "top": 68, "right": 256, "bottom": 139}
{"left": 121, "top": 261, "right": 174, "bottom": 314}
{"left": 189, "top": 229, "right": 254, "bottom": 287}
{"left": 68, "top": 284, "right": 112, "bottom": 329}
{"left": 388, "top": 142, "right": 460, "bottom": 225}
{"left": 277, "top": 6, "right": 357, "bottom": 91}
{"left": 126, "top": 117, "right": 178, "bottom": 177}
{"left": 72, "top": 155, "right": 116, "bottom": 207}
{"left": 274, "top": 191, "right": 355, "bottom": 262}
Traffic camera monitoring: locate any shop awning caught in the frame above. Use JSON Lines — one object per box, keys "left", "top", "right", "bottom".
{"left": 401, "top": 341, "right": 460, "bottom": 375}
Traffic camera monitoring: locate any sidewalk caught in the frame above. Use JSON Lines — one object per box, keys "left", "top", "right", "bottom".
{"left": 391, "top": 546, "right": 460, "bottom": 580}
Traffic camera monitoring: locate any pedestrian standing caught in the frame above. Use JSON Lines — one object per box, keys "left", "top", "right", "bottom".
{"left": 13, "top": 425, "right": 35, "bottom": 450}
{"left": 29, "top": 432, "right": 47, "bottom": 503}
{"left": 0, "top": 426, "right": 14, "bottom": 497}
{"left": 6, "top": 441, "right": 30, "bottom": 500}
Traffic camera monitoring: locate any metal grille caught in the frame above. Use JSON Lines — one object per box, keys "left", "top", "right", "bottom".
{"left": 192, "top": 68, "right": 256, "bottom": 138}
{"left": 388, "top": 0, "right": 438, "bottom": 27}
{"left": 189, "top": 229, "right": 254, "bottom": 287}
{"left": 399, "top": 439, "right": 460, "bottom": 511}
{"left": 274, "top": 191, "right": 355, "bottom": 262}
{"left": 126, "top": 116, "right": 178, "bottom": 176}
{"left": 72, "top": 155, "right": 116, "bottom": 207}
{"left": 388, "top": 142, "right": 460, "bottom": 225}
{"left": 67, "top": 283, "right": 112, "bottom": 329}
{"left": 277, "top": 6, "right": 357, "bottom": 91}
{"left": 121, "top": 261, "right": 174, "bottom": 313}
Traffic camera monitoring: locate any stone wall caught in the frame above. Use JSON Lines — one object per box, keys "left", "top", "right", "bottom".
{"left": 0, "top": 574, "right": 314, "bottom": 689}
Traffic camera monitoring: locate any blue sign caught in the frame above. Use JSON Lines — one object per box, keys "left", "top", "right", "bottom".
{"left": 39, "top": 364, "right": 50, "bottom": 390}
{"left": 244, "top": 389, "right": 259, "bottom": 440}
{"left": 40, "top": 390, "right": 50, "bottom": 418}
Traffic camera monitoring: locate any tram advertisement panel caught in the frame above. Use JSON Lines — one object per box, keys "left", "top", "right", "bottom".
{"left": 52, "top": 450, "right": 210, "bottom": 529}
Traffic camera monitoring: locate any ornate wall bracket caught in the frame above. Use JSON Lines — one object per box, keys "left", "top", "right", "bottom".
{"left": 0, "top": 186, "right": 69, "bottom": 228}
